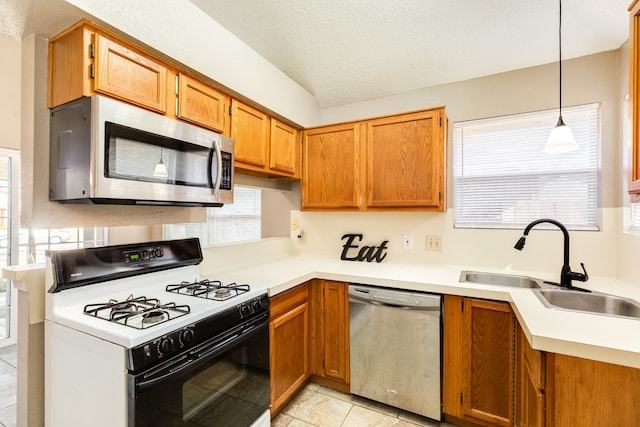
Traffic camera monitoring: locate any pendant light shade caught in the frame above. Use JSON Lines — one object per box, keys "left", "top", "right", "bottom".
{"left": 544, "top": 0, "right": 578, "bottom": 153}
{"left": 544, "top": 116, "right": 577, "bottom": 153}
{"left": 153, "top": 148, "right": 169, "bottom": 178}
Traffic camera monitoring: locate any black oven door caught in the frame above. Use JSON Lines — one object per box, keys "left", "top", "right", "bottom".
{"left": 128, "top": 320, "right": 269, "bottom": 427}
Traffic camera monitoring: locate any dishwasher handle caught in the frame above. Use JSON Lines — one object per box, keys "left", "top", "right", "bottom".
{"left": 348, "top": 284, "right": 441, "bottom": 311}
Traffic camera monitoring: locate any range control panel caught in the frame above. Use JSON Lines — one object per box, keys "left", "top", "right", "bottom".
{"left": 48, "top": 238, "right": 203, "bottom": 293}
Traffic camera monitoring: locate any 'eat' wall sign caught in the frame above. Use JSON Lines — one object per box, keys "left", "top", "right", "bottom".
{"left": 340, "top": 233, "right": 388, "bottom": 263}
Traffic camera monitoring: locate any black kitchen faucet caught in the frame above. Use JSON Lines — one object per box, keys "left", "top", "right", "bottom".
{"left": 514, "top": 218, "right": 589, "bottom": 290}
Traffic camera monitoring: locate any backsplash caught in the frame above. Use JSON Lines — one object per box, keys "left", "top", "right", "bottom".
{"left": 290, "top": 209, "right": 619, "bottom": 282}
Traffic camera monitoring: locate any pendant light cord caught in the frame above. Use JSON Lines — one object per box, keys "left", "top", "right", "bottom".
{"left": 558, "top": 0, "right": 563, "bottom": 118}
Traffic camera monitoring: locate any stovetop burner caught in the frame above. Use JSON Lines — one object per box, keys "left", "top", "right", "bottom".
{"left": 166, "top": 279, "right": 251, "bottom": 301}
{"left": 84, "top": 295, "right": 190, "bottom": 329}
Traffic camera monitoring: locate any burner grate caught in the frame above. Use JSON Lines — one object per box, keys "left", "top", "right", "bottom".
{"left": 166, "top": 279, "right": 250, "bottom": 301}
{"left": 84, "top": 295, "right": 190, "bottom": 329}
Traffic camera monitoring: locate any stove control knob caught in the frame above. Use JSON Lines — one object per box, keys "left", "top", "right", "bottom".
{"left": 159, "top": 337, "right": 174, "bottom": 354}
{"left": 239, "top": 304, "right": 251, "bottom": 317}
{"left": 153, "top": 247, "right": 164, "bottom": 258}
{"left": 251, "top": 299, "right": 262, "bottom": 312}
{"left": 180, "top": 328, "right": 195, "bottom": 345}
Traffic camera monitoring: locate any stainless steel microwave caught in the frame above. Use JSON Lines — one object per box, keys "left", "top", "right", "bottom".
{"left": 49, "top": 95, "right": 234, "bottom": 207}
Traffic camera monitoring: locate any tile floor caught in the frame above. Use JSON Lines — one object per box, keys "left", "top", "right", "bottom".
{"left": 0, "top": 344, "right": 16, "bottom": 427}
{"left": 273, "top": 383, "right": 456, "bottom": 427}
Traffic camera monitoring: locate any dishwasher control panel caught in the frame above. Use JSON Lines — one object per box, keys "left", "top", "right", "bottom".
{"left": 349, "top": 284, "right": 441, "bottom": 309}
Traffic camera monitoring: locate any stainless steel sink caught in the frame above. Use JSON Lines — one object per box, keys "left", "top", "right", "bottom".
{"left": 459, "top": 271, "right": 543, "bottom": 289}
{"left": 534, "top": 289, "right": 640, "bottom": 319}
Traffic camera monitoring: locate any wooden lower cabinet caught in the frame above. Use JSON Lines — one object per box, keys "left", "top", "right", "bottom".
{"left": 310, "top": 279, "right": 350, "bottom": 392}
{"left": 517, "top": 325, "right": 545, "bottom": 427}
{"left": 443, "top": 295, "right": 516, "bottom": 427}
{"left": 546, "top": 353, "right": 640, "bottom": 426}
{"left": 269, "top": 283, "right": 310, "bottom": 416}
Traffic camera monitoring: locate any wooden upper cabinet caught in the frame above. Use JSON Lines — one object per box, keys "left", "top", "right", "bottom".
{"left": 48, "top": 23, "right": 92, "bottom": 108}
{"left": 231, "top": 99, "right": 300, "bottom": 179}
{"left": 270, "top": 119, "right": 300, "bottom": 178}
{"left": 94, "top": 33, "right": 167, "bottom": 113}
{"left": 301, "top": 107, "right": 446, "bottom": 212}
{"left": 176, "top": 73, "right": 228, "bottom": 133}
{"left": 231, "top": 99, "right": 270, "bottom": 168}
{"left": 48, "top": 20, "right": 167, "bottom": 114}
{"left": 629, "top": 1, "right": 640, "bottom": 200}
{"left": 302, "top": 123, "right": 362, "bottom": 209}
{"left": 366, "top": 109, "right": 445, "bottom": 209}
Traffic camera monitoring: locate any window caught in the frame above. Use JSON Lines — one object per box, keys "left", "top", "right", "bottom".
{"left": 12, "top": 227, "right": 107, "bottom": 264}
{"left": 165, "top": 186, "right": 262, "bottom": 245}
{"left": 453, "top": 104, "right": 600, "bottom": 230}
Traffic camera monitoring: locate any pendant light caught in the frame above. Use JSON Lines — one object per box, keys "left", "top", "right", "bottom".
{"left": 544, "top": 0, "right": 578, "bottom": 153}
{"left": 153, "top": 147, "right": 168, "bottom": 178}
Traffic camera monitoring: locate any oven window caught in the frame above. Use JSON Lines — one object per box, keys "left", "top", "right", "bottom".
{"left": 131, "top": 325, "right": 269, "bottom": 426}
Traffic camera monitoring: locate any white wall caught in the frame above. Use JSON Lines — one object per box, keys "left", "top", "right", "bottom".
{"left": 291, "top": 50, "right": 624, "bottom": 285}
{"left": 0, "top": 34, "right": 21, "bottom": 150}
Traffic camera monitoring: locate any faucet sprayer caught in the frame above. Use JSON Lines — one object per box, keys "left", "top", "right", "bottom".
{"left": 514, "top": 218, "right": 589, "bottom": 290}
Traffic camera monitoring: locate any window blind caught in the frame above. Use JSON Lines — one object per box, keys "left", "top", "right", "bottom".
{"left": 165, "top": 186, "right": 261, "bottom": 245}
{"left": 453, "top": 104, "right": 600, "bottom": 230}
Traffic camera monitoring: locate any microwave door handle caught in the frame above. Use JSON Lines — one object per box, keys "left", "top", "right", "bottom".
{"left": 209, "top": 138, "right": 223, "bottom": 197}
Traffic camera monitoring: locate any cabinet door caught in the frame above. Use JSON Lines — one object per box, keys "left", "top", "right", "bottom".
{"left": 321, "top": 281, "right": 349, "bottom": 382}
{"left": 366, "top": 109, "right": 445, "bottom": 209}
{"left": 270, "top": 302, "right": 309, "bottom": 415}
{"left": 630, "top": 2, "right": 640, "bottom": 200}
{"left": 177, "top": 73, "right": 227, "bottom": 133}
{"left": 302, "top": 123, "right": 362, "bottom": 209}
{"left": 94, "top": 33, "right": 167, "bottom": 114}
{"left": 548, "top": 353, "right": 640, "bottom": 427}
{"left": 518, "top": 326, "right": 545, "bottom": 427}
{"left": 231, "top": 99, "right": 270, "bottom": 168}
{"left": 463, "top": 298, "right": 515, "bottom": 426}
{"left": 270, "top": 119, "right": 300, "bottom": 178}
{"left": 443, "top": 295, "right": 515, "bottom": 426}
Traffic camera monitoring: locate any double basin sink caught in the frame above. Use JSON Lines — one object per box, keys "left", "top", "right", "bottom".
{"left": 460, "top": 270, "right": 640, "bottom": 320}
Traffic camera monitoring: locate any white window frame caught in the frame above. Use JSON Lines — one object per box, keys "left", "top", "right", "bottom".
{"left": 453, "top": 103, "right": 601, "bottom": 230}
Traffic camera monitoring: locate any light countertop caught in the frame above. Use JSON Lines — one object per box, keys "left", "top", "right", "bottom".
{"left": 202, "top": 255, "right": 640, "bottom": 370}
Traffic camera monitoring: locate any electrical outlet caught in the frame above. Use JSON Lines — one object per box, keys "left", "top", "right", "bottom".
{"left": 426, "top": 235, "right": 442, "bottom": 251}
{"left": 403, "top": 235, "right": 414, "bottom": 249}
{"left": 291, "top": 219, "right": 299, "bottom": 232}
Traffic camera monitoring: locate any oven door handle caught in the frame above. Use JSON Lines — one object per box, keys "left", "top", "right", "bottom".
{"left": 135, "top": 320, "right": 267, "bottom": 392}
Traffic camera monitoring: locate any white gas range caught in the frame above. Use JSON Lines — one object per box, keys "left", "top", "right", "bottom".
{"left": 44, "top": 238, "right": 271, "bottom": 427}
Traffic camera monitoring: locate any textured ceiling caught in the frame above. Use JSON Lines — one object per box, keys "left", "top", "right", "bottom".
{"left": 189, "top": 0, "right": 629, "bottom": 108}
{"left": 0, "top": 0, "right": 630, "bottom": 109}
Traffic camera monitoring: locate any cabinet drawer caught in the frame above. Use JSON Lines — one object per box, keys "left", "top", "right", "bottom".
{"left": 270, "top": 283, "right": 309, "bottom": 319}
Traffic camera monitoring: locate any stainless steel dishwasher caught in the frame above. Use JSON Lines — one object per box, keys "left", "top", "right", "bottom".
{"left": 349, "top": 284, "right": 442, "bottom": 421}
